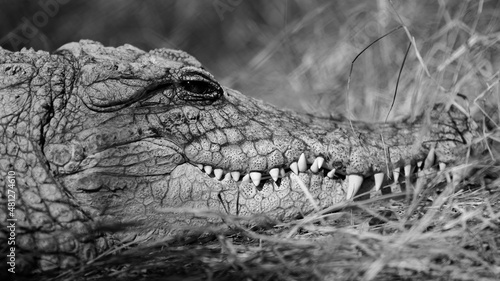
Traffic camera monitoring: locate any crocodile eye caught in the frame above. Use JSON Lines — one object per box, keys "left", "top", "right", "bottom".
{"left": 177, "top": 75, "right": 223, "bottom": 102}
{"left": 180, "top": 80, "right": 215, "bottom": 95}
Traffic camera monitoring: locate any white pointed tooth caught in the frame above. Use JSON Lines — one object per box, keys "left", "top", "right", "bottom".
{"left": 317, "top": 157, "right": 324, "bottom": 169}
{"left": 417, "top": 161, "right": 423, "bottom": 170}
{"left": 224, "top": 173, "right": 232, "bottom": 181}
{"left": 290, "top": 162, "right": 299, "bottom": 175}
{"left": 424, "top": 147, "right": 435, "bottom": 169}
{"left": 309, "top": 156, "right": 324, "bottom": 173}
{"left": 231, "top": 171, "right": 241, "bottom": 181}
{"left": 393, "top": 167, "right": 400, "bottom": 183}
{"left": 204, "top": 165, "right": 213, "bottom": 175}
{"left": 298, "top": 153, "right": 308, "bottom": 172}
{"left": 280, "top": 168, "right": 286, "bottom": 177}
{"left": 269, "top": 168, "right": 280, "bottom": 182}
{"left": 439, "top": 162, "right": 446, "bottom": 171}
{"left": 197, "top": 164, "right": 204, "bottom": 170}
{"left": 249, "top": 172, "right": 262, "bottom": 186}
{"left": 346, "top": 175, "right": 363, "bottom": 200}
{"left": 310, "top": 158, "right": 319, "bottom": 173}
{"left": 374, "top": 173, "right": 384, "bottom": 191}
{"left": 327, "top": 169, "right": 336, "bottom": 178}
{"left": 404, "top": 165, "right": 411, "bottom": 177}
{"left": 214, "top": 168, "right": 223, "bottom": 180}
{"left": 241, "top": 174, "right": 250, "bottom": 184}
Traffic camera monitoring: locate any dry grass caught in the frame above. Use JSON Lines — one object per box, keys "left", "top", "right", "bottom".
{"left": 14, "top": 0, "right": 500, "bottom": 280}
{"left": 40, "top": 185, "right": 500, "bottom": 281}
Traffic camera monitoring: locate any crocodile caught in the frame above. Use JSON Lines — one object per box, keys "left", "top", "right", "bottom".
{"left": 0, "top": 40, "right": 480, "bottom": 273}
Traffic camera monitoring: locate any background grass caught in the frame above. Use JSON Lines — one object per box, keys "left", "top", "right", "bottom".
{"left": 1, "top": 0, "right": 499, "bottom": 118}
{"left": 2, "top": 0, "right": 500, "bottom": 280}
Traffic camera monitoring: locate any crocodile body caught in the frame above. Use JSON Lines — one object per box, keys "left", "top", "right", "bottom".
{"left": 0, "top": 40, "right": 479, "bottom": 272}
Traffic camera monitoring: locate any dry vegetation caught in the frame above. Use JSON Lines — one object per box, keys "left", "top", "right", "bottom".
{"left": 6, "top": 0, "right": 500, "bottom": 280}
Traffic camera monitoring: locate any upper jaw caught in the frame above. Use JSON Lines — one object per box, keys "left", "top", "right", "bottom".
{"left": 181, "top": 91, "right": 477, "bottom": 199}
{"left": 180, "top": 88, "right": 419, "bottom": 178}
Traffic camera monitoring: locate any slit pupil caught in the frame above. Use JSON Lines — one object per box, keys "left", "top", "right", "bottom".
{"left": 182, "top": 80, "right": 213, "bottom": 95}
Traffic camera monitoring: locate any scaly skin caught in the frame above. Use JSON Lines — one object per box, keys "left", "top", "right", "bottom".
{"left": 0, "top": 40, "right": 478, "bottom": 272}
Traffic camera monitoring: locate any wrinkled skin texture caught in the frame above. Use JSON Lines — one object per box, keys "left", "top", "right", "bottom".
{"left": 0, "top": 41, "right": 479, "bottom": 272}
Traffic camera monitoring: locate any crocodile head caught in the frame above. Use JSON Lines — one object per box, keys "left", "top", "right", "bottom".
{"left": 0, "top": 40, "right": 480, "bottom": 271}
{"left": 62, "top": 41, "right": 476, "bottom": 185}
{"left": 21, "top": 40, "right": 480, "bottom": 217}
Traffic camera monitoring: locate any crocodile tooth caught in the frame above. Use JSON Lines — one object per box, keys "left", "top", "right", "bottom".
{"left": 417, "top": 161, "right": 423, "bottom": 170}
{"left": 439, "top": 162, "right": 446, "bottom": 171}
{"left": 290, "top": 162, "right": 299, "bottom": 175}
{"left": 393, "top": 167, "right": 400, "bottom": 183}
{"left": 250, "top": 172, "right": 262, "bottom": 186}
{"left": 404, "top": 165, "right": 411, "bottom": 177}
{"left": 327, "top": 169, "right": 336, "bottom": 178}
{"left": 241, "top": 174, "right": 250, "bottom": 184}
{"left": 310, "top": 158, "right": 320, "bottom": 173}
{"left": 269, "top": 168, "right": 280, "bottom": 182}
{"left": 224, "top": 173, "right": 232, "bottom": 181}
{"left": 197, "top": 164, "right": 204, "bottom": 170}
{"left": 280, "top": 168, "right": 286, "bottom": 177}
{"left": 214, "top": 168, "right": 223, "bottom": 180}
{"left": 424, "top": 147, "right": 435, "bottom": 169}
{"left": 231, "top": 171, "right": 241, "bottom": 181}
{"left": 374, "top": 173, "right": 384, "bottom": 191}
{"left": 204, "top": 165, "right": 213, "bottom": 175}
{"left": 298, "top": 153, "right": 307, "bottom": 172}
{"left": 346, "top": 175, "right": 363, "bottom": 200}
{"left": 317, "top": 157, "right": 324, "bottom": 169}
{"left": 310, "top": 157, "right": 325, "bottom": 173}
